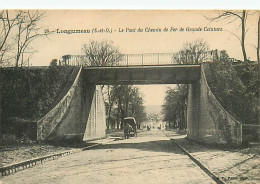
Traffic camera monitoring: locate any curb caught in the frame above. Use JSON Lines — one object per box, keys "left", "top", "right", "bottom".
{"left": 170, "top": 139, "right": 226, "bottom": 184}
{"left": 0, "top": 138, "right": 115, "bottom": 177}
{"left": 161, "top": 131, "right": 225, "bottom": 184}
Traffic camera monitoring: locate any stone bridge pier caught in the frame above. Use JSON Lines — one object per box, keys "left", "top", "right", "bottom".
{"left": 187, "top": 65, "right": 242, "bottom": 145}
{"left": 37, "top": 67, "right": 106, "bottom": 141}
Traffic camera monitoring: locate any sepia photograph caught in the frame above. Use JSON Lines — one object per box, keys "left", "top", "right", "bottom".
{"left": 0, "top": 6, "right": 259, "bottom": 184}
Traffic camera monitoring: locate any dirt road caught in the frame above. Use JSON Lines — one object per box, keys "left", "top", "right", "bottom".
{"left": 1, "top": 130, "right": 215, "bottom": 184}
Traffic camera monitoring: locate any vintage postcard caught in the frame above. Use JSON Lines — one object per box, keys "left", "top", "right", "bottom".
{"left": 0, "top": 9, "right": 259, "bottom": 184}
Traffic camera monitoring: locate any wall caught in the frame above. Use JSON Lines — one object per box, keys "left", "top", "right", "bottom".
{"left": 37, "top": 67, "right": 106, "bottom": 141}
{"left": 83, "top": 85, "right": 106, "bottom": 141}
{"left": 187, "top": 64, "right": 243, "bottom": 145}
{"left": 36, "top": 63, "right": 242, "bottom": 144}
{"left": 49, "top": 73, "right": 85, "bottom": 140}
{"left": 37, "top": 67, "right": 83, "bottom": 140}
{"left": 187, "top": 82, "right": 200, "bottom": 140}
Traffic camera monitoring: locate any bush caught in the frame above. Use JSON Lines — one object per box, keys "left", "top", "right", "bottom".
{"left": 0, "top": 66, "right": 74, "bottom": 135}
{"left": 204, "top": 62, "right": 259, "bottom": 125}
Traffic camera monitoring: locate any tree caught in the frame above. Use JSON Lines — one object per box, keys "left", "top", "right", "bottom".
{"left": 82, "top": 40, "right": 126, "bottom": 129}
{"left": 211, "top": 49, "right": 230, "bottom": 64}
{"left": 103, "top": 85, "right": 119, "bottom": 129}
{"left": 0, "top": 10, "right": 22, "bottom": 66}
{"left": 162, "top": 85, "right": 187, "bottom": 130}
{"left": 106, "top": 85, "right": 146, "bottom": 130}
{"left": 166, "top": 39, "right": 209, "bottom": 129}
{"left": 116, "top": 85, "right": 132, "bottom": 129}
{"left": 82, "top": 40, "right": 123, "bottom": 93}
{"left": 219, "top": 50, "right": 230, "bottom": 63}
{"left": 50, "top": 59, "right": 58, "bottom": 66}
{"left": 127, "top": 87, "right": 147, "bottom": 129}
{"left": 173, "top": 39, "right": 209, "bottom": 64}
{"left": 82, "top": 40, "right": 122, "bottom": 66}
{"left": 208, "top": 10, "right": 249, "bottom": 63}
{"left": 82, "top": 40, "right": 146, "bottom": 130}
{"left": 0, "top": 10, "right": 50, "bottom": 67}
{"left": 14, "top": 10, "right": 48, "bottom": 67}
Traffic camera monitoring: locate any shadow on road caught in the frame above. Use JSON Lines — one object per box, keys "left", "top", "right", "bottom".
{"left": 46, "top": 140, "right": 98, "bottom": 148}
{"left": 92, "top": 128, "right": 260, "bottom": 157}
{"left": 91, "top": 139, "right": 185, "bottom": 155}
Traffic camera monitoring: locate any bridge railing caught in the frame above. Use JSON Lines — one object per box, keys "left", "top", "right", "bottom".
{"left": 59, "top": 52, "right": 217, "bottom": 67}
{"left": 120, "top": 53, "right": 177, "bottom": 66}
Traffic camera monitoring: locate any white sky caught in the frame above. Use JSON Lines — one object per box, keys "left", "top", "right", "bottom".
{"left": 25, "top": 10, "right": 259, "bottom": 66}
{"left": 2, "top": 7, "right": 259, "bottom": 106}
{"left": 27, "top": 10, "right": 258, "bottom": 106}
{"left": 135, "top": 84, "right": 177, "bottom": 106}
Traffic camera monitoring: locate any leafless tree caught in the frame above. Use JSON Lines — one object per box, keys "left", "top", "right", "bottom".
{"left": 14, "top": 10, "right": 49, "bottom": 67}
{"left": 0, "top": 44, "right": 13, "bottom": 66}
{"left": 173, "top": 39, "right": 209, "bottom": 64}
{"left": 0, "top": 11, "right": 21, "bottom": 51}
{"left": 0, "top": 10, "right": 50, "bottom": 67}
{"left": 0, "top": 10, "right": 22, "bottom": 66}
{"left": 207, "top": 10, "right": 249, "bottom": 64}
{"left": 82, "top": 40, "right": 123, "bottom": 66}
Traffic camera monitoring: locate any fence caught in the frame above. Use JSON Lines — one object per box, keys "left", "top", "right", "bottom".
{"left": 59, "top": 51, "right": 217, "bottom": 67}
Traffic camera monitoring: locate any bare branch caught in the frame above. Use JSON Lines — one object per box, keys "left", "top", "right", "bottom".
{"left": 206, "top": 10, "right": 248, "bottom": 63}
{"left": 207, "top": 10, "right": 242, "bottom": 23}
{"left": 82, "top": 40, "right": 122, "bottom": 66}
{"left": 225, "top": 30, "right": 242, "bottom": 43}
{"left": 13, "top": 10, "right": 50, "bottom": 67}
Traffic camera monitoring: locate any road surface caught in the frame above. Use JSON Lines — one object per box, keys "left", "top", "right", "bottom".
{"left": 1, "top": 130, "right": 215, "bottom": 184}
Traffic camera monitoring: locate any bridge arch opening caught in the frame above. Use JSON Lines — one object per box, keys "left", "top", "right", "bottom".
{"left": 82, "top": 65, "right": 201, "bottom": 141}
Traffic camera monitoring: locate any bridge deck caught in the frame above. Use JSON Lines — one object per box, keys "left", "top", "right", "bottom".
{"left": 83, "top": 64, "right": 201, "bottom": 85}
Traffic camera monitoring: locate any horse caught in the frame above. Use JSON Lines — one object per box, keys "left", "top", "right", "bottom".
{"left": 124, "top": 123, "right": 133, "bottom": 139}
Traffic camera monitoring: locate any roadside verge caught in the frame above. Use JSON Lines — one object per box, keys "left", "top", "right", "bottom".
{"left": 163, "top": 130, "right": 259, "bottom": 184}
{"left": 0, "top": 138, "right": 115, "bottom": 177}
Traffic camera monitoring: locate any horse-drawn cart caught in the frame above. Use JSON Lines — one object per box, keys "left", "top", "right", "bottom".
{"left": 123, "top": 117, "right": 137, "bottom": 139}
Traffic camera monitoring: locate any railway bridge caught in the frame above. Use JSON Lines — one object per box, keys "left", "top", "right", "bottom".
{"left": 37, "top": 53, "right": 243, "bottom": 145}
